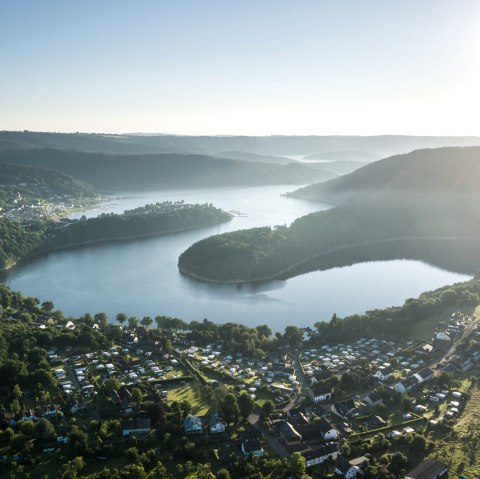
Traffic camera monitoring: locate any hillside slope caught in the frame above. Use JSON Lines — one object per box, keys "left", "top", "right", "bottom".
{"left": 0, "top": 149, "right": 336, "bottom": 190}
{"left": 289, "top": 146, "right": 480, "bottom": 202}
{"left": 1, "top": 131, "right": 480, "bottom": 157}
{"left": 178, "top": 147, "right": 480, "bottom": 282}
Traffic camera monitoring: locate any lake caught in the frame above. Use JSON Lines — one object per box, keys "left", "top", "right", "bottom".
{"left": 2, "top": 185, "right": 471, "bottom": 331}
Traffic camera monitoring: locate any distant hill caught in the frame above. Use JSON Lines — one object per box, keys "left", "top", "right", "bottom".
{"left": 215, "top": 150, "right": 294, "bottom": 164}
{"left": 289, "top": 147, "right": 480, "bottom": 202}
{"left": 178, "top": 146, "right": 480, "bottom": 283}
{"left": 1, "top": 131, "right": 480, "bottom": 157}
{"left": 0, "top": 163, "right": 95, "bottom": 197}
{"left": 302, "top": 150, "right": 380, "bottom": 162}
{"left": 304, "top": 160, "right": 369, "bottom": 176}
{"left": 0, "top": 149, "right": 336, "bottom": 190}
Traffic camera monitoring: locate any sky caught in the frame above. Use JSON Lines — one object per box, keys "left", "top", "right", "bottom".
{"left": 1, "top": 0, "right": 480, "bottom": 136}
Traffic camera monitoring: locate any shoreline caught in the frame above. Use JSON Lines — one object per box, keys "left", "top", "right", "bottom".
{"left": 1, "top": 216, "right": 232, "bottom": 274}
{"left": 178, "top": 235, "right": 480, "bottom": 284}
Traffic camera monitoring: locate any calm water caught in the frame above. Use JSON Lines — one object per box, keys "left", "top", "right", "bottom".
{"left": 2, "top": 185, "right": 471, "bottom": 331}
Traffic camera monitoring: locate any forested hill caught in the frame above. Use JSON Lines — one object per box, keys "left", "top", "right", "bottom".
{"left": 0, "top": 162, "right": 95, "bottom": 198}
{"left": 0, "top": 202, "right": 231, "bottom": 270}
{"left": 0, "top": 149, "right": 335, "bottom": 190}
{"left": 288, "top": 146, "right": 480, "bottom": 203}
{"left": 1, "top": 131, "right": 480, "bottom": 157}
{"left": 178, "top": 147, "right": 480, "bottom": 283}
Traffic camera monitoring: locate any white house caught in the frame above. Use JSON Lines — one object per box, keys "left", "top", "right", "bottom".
{"left": 436, "top": 331, "right": 451, "bottom": 341}
{"left": 335, "top": 457, "right": 359, "bottom": 479}
{"left": 317, "top": 418, "right": 338, "bottom": 440}
{"left": 310, "top": 384, "right": 332, "bottom": 403}
{"left": 209, "top": 413, "right": 226, "bottom": 434}
{"left": 374, "top": 366, "right": 394, "bottom": 382}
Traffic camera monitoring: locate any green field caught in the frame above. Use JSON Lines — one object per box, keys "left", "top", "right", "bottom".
{"left": 428, "top": 380, "right": 480, "bottom": 475}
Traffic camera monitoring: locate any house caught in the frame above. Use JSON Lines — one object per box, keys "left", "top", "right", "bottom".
{"left": 363, "top": 390, "right": 384, "bottom": 406}
{"left": 184, "top": 414, "right": 203, "bottom": 435}
{"left": 279, "top": 421, "right": 302, "bottom": 445}
{"left": 209, "top": 412, "right": 226, "bottom": 434}
{"left": 335, "top": 456, "right": 359, "bottom": 479}
{"left": 316, "top": 417, "right": 338, "bottom": 440}
{"left": 241, "top": 431, "right": 264, "bottom": 458}
{"left": 394, "top": 375, "right": 419, "bottom": 394}
{"left": 374, "top": 366, "right": 394, "bottom": 382}
{"left": 303, "top": 442, "right": 339, "bottom": 467}
{"left": 310, "top": 384, "right": 333, "bottom": 403}
{"left": 333, "top": 399, "right": 357, "bottom": 418}
{"left": 121, "top": 417, "right": 151, "bottom": 437}
{"left": 405, "top": 459, "right": 448, "bottom": 479}
{"left": 435, "top": 331, "right": 451, "bottom": 341}
{"left": 414, "top": 368, "right": 434, "bottom": 384}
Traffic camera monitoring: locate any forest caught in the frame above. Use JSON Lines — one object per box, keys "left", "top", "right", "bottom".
{"left": 178, "top": 147, "right": 480, "bottom": 282}
{"left": 0, "top": 203, "right": 231, "bottom": 270}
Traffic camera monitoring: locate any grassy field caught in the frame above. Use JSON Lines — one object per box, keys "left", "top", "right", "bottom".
{"left": 164, "top": 382, "right": 211, "bottom": 416}
{"left": 429, "top": 381, "right": 480, "bottom": 476}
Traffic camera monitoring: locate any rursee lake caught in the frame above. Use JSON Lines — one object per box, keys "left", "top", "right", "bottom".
{"left": 1, "top": 185, "right": 471, "bottom": 331}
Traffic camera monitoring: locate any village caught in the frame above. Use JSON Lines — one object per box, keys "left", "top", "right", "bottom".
{"left": 1, "top": 305, "right": 479, "bottom": 479}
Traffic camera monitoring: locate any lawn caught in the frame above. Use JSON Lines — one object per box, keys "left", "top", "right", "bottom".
{"left": 164, "top": 382, "right": 211, "bottom": 416}
{"left": 428, "top": 382, "right": 480, "bottom": 476}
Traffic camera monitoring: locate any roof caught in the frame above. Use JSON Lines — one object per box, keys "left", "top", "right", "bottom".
{"left": 242, "top": 438, "right": 263, "bottom": 453}
{"left": 279, "top": 421, "right": 302, "bottom": 441}
{"left": 335, "top": 456, "right": 353, "bottom": 474}
{"left": 405, "top": 459, "right": 448, "bottom": 479}
{"left": 121, "top": 417, "right": 151, "bottom": 431}
{"left": 312, "top": 384, "right": 332, "bottom": 396}
{"left": 184, "top": 414, "right": 202, "bottom": 430}
{"left": 349, "top": 456, "right": 369, "bottom": 467}
{"left": 316, "top": 417, "right": 335, "bottom": 434}
{"left": 417, "top": 368, "right": 433, "bottom": 379}
{"left": 403, "top": 375, "right": 419, "bottom": 388}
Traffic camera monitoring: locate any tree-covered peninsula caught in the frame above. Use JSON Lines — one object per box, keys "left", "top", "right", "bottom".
{"left": 178, "top": 147, "right": 480, "bottom": 283}
{"left": 0, "top": 202, "right": 231, "bottom": 270}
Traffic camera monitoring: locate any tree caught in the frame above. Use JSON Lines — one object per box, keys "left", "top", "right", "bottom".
{"left": 94, "top": 312, "right": 108, "bottom": 328}
{"left": 140, "top": 316, "right": 153, "bottom": 328}
{"left": 104, "top": 378, "right": 121, "bottom": 393}
{"left": 41, "top": 301, "right": 54, "bottom": 313}
{"left": 34, "top": 418, "right": 56, "bottom": 443}
{"left": 222, "top": 394, "right": 240, "bottom": 423}
{"left": 238, "top": 391, "right": 254, "bottom": 418}
{"left": 131, "top": 388, "right": 144, "bottom": 411}
{"left": 289, "top": 451, "right": 306, "bottom": 478}
{"left": 262, "top": 400, "right": 275, "bottom": 418}
{"left": 283, "top": 326, "right": 303, "bottom": 348}
{"left": 216, "top": 469, "right": 231, "bottom": 479}
{"left": 12, "top": 384, "right": 22, "bottom": 401}
{"left": 11, "top": 398, "right": 21, "bottom": 416}
{"left": 68, "top": 426, "right": 88, "bottom": 455}
{"left": 116, "top": 313, "right": 127, "bottom": 326}
{"left": 128, "top": 317, "right": 138, "bottom": 329}
{"left": 388, "top": 451, "right": 408, "bottom": 475}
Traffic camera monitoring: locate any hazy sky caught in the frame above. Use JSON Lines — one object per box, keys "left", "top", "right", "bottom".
{"left": 1, "top": 0, "right": 480, "bottom": 135}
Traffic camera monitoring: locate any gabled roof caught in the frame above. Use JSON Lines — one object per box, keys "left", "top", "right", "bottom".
{"left": 405, "top": 459, "right": 448, "bottom": 479}
{"left": 279, "top": 421, "right": 302, "bottom": 441}
{"left": 417, "top": 368, "right": 433, "bottom": 379}
{"left": 312, "top": 384, "right": 332, "bottom": 396}
{"left": 335, "top": 456, "right": 353, "bottom": 474}
{"left": 184, "top": 414, "right": 202, "bottom": 430}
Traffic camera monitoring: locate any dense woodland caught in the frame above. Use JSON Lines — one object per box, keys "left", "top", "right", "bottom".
{"left": 179, "top": 147, "right": 480, "bottom": 282}
{"left": 0, "top": 202, "right": 232, "bottom": 270}
{"left": 41, "top": 202, "right": 231, "bottom": 251}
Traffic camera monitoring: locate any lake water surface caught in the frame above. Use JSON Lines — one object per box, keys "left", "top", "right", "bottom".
{"left": 2, "top": 185, "right": 471, "bottom": 331}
